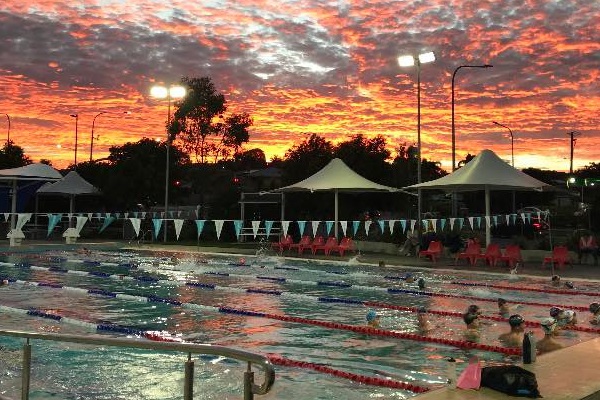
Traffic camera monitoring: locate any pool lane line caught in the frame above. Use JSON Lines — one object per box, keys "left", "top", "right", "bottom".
{"left": 4, "top": 261, "right": 599, "bottom": 334}
{"left": 0, "top": 276, "right": 522, "bottom": 356}
{"left": 450, "top": 280, "right": 600, "bottom": 297}
{"left": 0, "top": 303, "right": 431, "bottom": 393}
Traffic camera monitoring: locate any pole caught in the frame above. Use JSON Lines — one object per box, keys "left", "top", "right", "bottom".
{"left": 91, "top": 112, "right": 106, "bottom": 162}
{"left": 3, "top": 113, "right": 9, "bottom": 144}
{"left": 163, "top": 95, "right": 172, "bottom": 242}
{"left": 416, "top": 60, "right": 422, "bottom": 241}
{"left": 567, "top": 131, "right": 580, "bottom": 174}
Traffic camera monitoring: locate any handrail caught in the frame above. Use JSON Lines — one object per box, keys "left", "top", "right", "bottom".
{"left": 0, "top": 329, "right": 275, "bottom": 400}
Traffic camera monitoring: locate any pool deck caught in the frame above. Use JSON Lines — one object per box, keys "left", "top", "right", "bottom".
{"left": 3, "top": 240, "right": 600, "bottom": 399}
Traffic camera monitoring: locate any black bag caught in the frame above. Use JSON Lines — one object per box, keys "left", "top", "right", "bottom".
{"left": 480, "top": 365, "right": 542, "bottom": 398}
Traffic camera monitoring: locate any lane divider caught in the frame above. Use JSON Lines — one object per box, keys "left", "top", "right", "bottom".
{"left": 1, "top": 302, "right": 430, "bottom": 393}
{"left": 451, "top": 280, "right": 600, "bottom": 298}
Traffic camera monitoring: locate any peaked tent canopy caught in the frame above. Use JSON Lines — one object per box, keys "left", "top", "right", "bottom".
{"left": 37, "top": 170, "right": 101, "bottom": 214}
{"left": 267, "top": 158, "right": 413, "bottom": 238}
{"left": 404, "top": 149, "right": 551, "bottom": 245}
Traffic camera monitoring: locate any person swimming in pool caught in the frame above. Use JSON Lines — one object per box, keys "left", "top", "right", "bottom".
{"left": 366, "top": 309, "right": 380, "bottom": 328}
{"left": 417, "top": 278, "right": 426, "bottom": 290}
{"left": 537, "top": 317, "right": 563, "bottom": 354}
{"left": 497, "top": 298, "right": 510, "bottom": 317}
{"left": 416, "top": 306, "right": 432, "bottom": 333}
{"left": 550, "top": 306, "right": 578, "bottom": 329}
{"left": 550, "top": 275, "right": 561, "bottom": 287}
{"left": 463, "top": 312, "right": 480, "bottom": 342}
{"left": 498, "top": 314, "right": 525, "bottom": 348}
{"left": 589, "top": 302, "right": 600, "bottom": 325}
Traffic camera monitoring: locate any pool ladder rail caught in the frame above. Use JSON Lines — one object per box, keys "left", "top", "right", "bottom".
{"left": 0, "top": 329, "right": 275, "bottom": 400}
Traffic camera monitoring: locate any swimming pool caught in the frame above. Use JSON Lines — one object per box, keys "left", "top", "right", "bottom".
{"left": 0, "top": 248, "right": 598, "bottom": 399}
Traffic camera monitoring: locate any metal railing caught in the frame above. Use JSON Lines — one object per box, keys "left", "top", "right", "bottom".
{"left": 0, "top": 329, "right": 275, "bottom": 400}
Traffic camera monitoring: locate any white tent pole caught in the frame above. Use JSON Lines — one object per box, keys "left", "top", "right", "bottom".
{"left": 281, "top": 193, "right": 285, "bottom": 221}
{"left": 69, "top": 195, "right": 74, "bottom": 228}
{"left": 334, "top": 189, "right": 339, "bottom": 239}
{"left": 10, "top": 179, "right": 17, "bottom": 231}
{"left": 485, "top": 186, "right": 491, "bottom": 247}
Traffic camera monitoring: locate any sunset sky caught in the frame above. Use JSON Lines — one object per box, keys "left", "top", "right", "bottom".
{"left": 1, "top": 1, "right": 598, "bottom": 171}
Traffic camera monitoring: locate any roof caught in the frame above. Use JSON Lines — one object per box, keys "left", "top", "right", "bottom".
{"left": 37, "top": 171, "right": 100, "bottom": 196}
{"left": 0, "top": 163, "right": 62, "bottom": 181}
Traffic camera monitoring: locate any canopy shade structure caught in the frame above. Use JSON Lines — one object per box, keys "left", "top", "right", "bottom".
{"left": 266, "top": 158, "right": 413, "bottom": 238}
{"left": 404, "top": 149, "right": 551, "bottom": 245}
{"left": 0, "top": 163, "right": 63, "bottom": 245}
{"left": 37, "top": 170, "right": 101, "bottom": 215}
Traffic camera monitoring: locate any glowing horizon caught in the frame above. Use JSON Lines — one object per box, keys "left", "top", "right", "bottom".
{"left": 0, "top": 1, "right": 598, "bottom": 171}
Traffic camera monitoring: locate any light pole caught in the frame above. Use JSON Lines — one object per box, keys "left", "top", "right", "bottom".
{"left": 567, "top": 131, "right": 580, "bottom": 174}
{"left": 493, "top": 121, "right": 514, "bottom": 166}
{"left": 451, "top": 64, "right": 493, "bottom": 171}
{"left": 69, "top": 114, "right": 79, "bottom": 169}
{"left": 90, "top": 111, "right": 130, "bottom": 161}
{"left": 2, "top": 113, "right": 9, "bottom": 144}
{"left": 398, "top": 51, "right": 436, "bottom": 238}
{"left": 150, "top": 84, "right": 187, "bottom": 242}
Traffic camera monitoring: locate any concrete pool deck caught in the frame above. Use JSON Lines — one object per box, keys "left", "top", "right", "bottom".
{"left": 3, "top": 240, "right": 600, "bottom": 399}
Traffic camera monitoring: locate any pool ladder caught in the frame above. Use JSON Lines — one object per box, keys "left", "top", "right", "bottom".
{"left": 0, "top": 329, "right": 275, "bottom": 400}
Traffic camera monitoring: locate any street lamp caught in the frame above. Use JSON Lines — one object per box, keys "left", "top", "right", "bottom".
{"left": 398, "top": 51, "right": 436, "bottom": 238}
{"left": 2, "top": 113, "right": 9, "bottom": 144}
{"left": 69, "top": 114, "right": 79, "bottom": 169}
{"left": 493, "top": 121, "right": 514, "bottom": 166}
{"left": 90, "top": 111, "right": 130, "bottom": 161}
{"left": 451, "top": 64, "right": 493, "bottom": 171}
{"left": 150, "top": 84, "right": 187, "bottom": 242}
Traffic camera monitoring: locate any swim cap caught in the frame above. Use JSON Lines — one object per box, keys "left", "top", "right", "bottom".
{"left": 565, "top": 281, "right": 574, "bottom": 289}
{"left": 467, "top": 305, "right": 481, "bottom": 314}
{"left": 498, "top": 298, "right": 507, "bottom": 306}
{"left": 463, "top": 312, "right": 478, "bottom": 325}
{"left": 551, "top": 275, "right": 560, "bottom": 282}
{"left": 540, "top": 317, "right": 557, "bottom": 334}
{"left": 508, "top": 314, "right": 524, "bottom": 327}
{"left": 366, "top": 309, "right": 378, "bottom": 322}
{"left": 550, "top": 307, "right": 562, "bottom": 318}
{"left": 417, "top": 306, "right": 427, "bottom": 314}
{"left": 417, "top": 278, "right": 425, "bottom": 289}
{"left": 590, "top": 303, "right": 600, "bottom": 314}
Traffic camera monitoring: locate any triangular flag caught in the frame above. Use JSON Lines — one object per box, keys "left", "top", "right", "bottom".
{"left": 440, "top": 219, "right": 446, "bottom": 231}
{"left": 47, "top": 214, "right": 62, "bottom": 237}
{"left": 252, "top": 220, "right": 261, "bottom": 238}
{"left": 520, "top": 213, "right": 526, "bottom": 224}
{"left": 3, "top": 213, "right": 9, "bottom": 221}
{"left": 352, "top": 221, "right": 360, "bottom": 236}
{"left": 215, "top": 220, "right": 225, "bottom": 240}
{"left": 432, "top": 219, "right": 438, "bottom": 232}
{"left": 458, "top": 218, "right": 465, "bottom": 230}
{"left": 152, "top": 219, "right": 162, "bottom": 238}
{"left": 281, "top": 221, "right": 290, "bottom": 237}
{"left": 475, "top": 216, "right": 481, "bottom": 229}
{"left": 297, "top": 220, "right": 307, "bottom": 236}
{"left": 468, "top": 217, "right": 475, "bottom": 230}
{"left": 388, "top": 220, "right": 396, "bottom": 236}
{"left": 450, "top": 217, "right": 456, "bottom": 231}
{"left": 364, "top": 220, "right": 372, "bottom": 236}
{"left": 311, "top": 221, "right": 320, "bottom": 236}
{"left": 232, "top": 220, "right": 242, "bottom": 239}
{"left": 265, "top": 220, "right": 274, "bottom": 237}
{"left": 75, "top": 216, "right": 88, "bottom": 235}
{"left": 377, "top": 220, "right": 384, "bottom": 234}
{"left": 325, "top": 221, "right": 334, "bottom": 236}
{"left": 340, "top": 221, "right": 348, "bottom": 237}
{"left": 99, "top": 216, "right": 116, "bottom": 233}
{"left": 174, "top": 219, "right": 184, "bottom": 240}
{"left": 129, "top": 218, "right": 141, "bottom": 237}
{"left": 505, "top": 214, "right": 510, "bottom": 225}
{"left": 410, "top": 219, "right": 416, "bottom": 232}
{"left": 400, "top": 219, "right": 407, "bottom": 233}
{"left": 485, "top": 216, "right": 491, "bottom": 228}
{"left": 195, "top": 220, "right": 206, "bottom": 238}
{"left": 16, "top": 213, "right": 33, "bottom": 230}
{"left": 422, "top": 219, "right": 429, "bottom": 230}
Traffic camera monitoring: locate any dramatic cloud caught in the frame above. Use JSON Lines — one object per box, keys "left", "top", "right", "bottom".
{"left": 0, "top": 0, "right": 598, "bottom": 170}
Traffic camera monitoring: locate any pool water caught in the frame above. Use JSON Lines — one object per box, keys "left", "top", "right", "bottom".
{"left": 0, "top": 248, "right": 597, "bottom": 399}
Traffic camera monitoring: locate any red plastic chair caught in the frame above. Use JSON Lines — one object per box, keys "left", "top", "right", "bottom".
{"left": 312, "top": 237, "right": 338, "bottom": 255}
{"left": 300, "top": 235, "right": 324, "bottom": 255}
{"left": 329, "top": 237, "right": 356, "bottom": 256}
{"left": 498, "top": 244, "right": 524, "bottom": 268}
{"left": 542, "top": 246, "right": 572, "bottom": 270}
{"left": 270, "top": 235, "right": 293, "bottom": 253}
{"left": 455, "top": 241, "right": 481, "bottom": 266}
{"left": 418, "top": 240, "right": 443, "bottom": 262}
{"left": 475, "top": 243, "right": 502, "bottom": 267}
{"left": 288, "top": 235, "right": 311, "bottom": 253}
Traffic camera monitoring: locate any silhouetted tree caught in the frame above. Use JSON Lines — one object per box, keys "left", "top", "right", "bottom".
{"left": 0, "top": 141, "right": 31, "bottom": 168}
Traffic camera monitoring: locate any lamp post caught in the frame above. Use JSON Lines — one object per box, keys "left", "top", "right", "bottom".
{"left": 398, "top": 51, "right": 436, "bottom": 238}
{"left": 2, "top": 113, "right": 9, "bottom": 144}
{"left": 567, "top": 131, "right": 580, "bottom": 174}
{"left": 69, "top": 114, "right": 79, "bottom": 169}
{"left": 90, "top": 111, "right": 130, "bottom": 161}
{"left": 150, "top": 84, "right": 187, "bottom": 242}
{"left": 493, "top": 121, "right": 514, "bottom": 166}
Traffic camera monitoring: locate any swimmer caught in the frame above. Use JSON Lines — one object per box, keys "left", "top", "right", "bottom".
{"left": 589, "top": 303, "right": 600, "bottom": 325}
{"left": 551, "top": 275, "right": 561, "bottom": 287}
{"left": 378, "top": 260, "right": 386, "bottom": 268}
{"left": 498, "top": 314, "right": 525, "bottom": 348}
{"left": 416, "top": 306, "right": 432, "bottom": 332}
{"left": 564, "top": 281, "right": 575, "bottom": 289}
{"left": 550, "top": 306, "right": 577, "bottom": 328}
{"left": 498, "top": 298, "right": 510, "bottom": 317}
{"left": 405, "top": 273, "right": 415, "bottom": 283}
{"left": 537, "top": 318, "right": 563, "bottom": 354}
{"left": 417, "top": 278, "right": 425, "bottom": 290}
{"left": 463, "top": 312, "right": 480, "bottom": 342}
{"left": 466, "top": 304, "right": 482, "bottom": 316}
{"left": 366, "top": 309, "right": 380, "bottom": 328}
